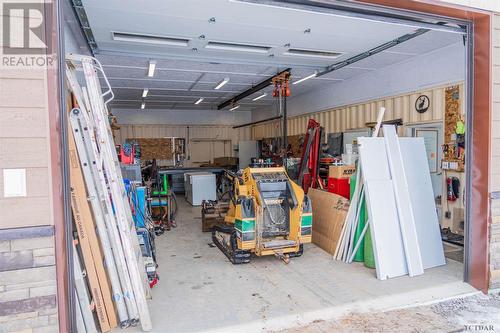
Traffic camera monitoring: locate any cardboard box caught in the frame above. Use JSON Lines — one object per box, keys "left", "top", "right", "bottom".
{"left": 308, "top": 188, "right": 349, "bottom": 255}
{"left": 328, "top": 165, "right": 356, "bottom": 179}
{"left": 213, "top": 157, "right": 238, "bottom": 166}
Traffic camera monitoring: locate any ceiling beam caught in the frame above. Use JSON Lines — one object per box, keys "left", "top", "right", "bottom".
{"left": 217, "top": 68, "right": 290, "bottom": 110}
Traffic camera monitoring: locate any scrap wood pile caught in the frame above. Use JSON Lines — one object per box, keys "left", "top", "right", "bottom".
{"left": 67, "top": 55, "right": 152, "bottom": 332}
{"left": 311, "top": 108, "right": 445, "bottom": 280}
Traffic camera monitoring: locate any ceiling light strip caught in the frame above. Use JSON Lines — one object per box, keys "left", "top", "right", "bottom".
{"left": 214, "top": 77, "right": 230, "bottom": 90}
{"left": 229, "top": 105, "right": 240, "bottom": 111}
{"left": 148, "top": 60, "right": 156, "bottom": 77}
{"left": 142, "top": 88, "right": 149, "bottom": 98}
{"left": 194, "top": 97, "right": 204, "bottom": 105}
{"left": 252, "top": 93, "right": 267, "bottom": 101}
{"left": 141, "top": 102, "right": 146, "bottom": 109}
{"left": 292, "top": 72, "right": 317, "bottom": 85}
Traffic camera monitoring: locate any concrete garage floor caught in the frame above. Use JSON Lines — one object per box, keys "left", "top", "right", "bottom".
{"left": 125, "top": 199, "right": 477, "bottom": 333}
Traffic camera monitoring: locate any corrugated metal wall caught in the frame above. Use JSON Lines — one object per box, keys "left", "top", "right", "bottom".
{"left": 116, "top": 124, "right": 251, "bottom": 146}
{"left": 251, "top": 83, "right": 464, "bottom": 139}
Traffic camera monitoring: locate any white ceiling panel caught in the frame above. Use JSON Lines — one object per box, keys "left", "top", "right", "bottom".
{"left": 101, "top": 66, "right": 204, "bottom": 81}
{"left": 75, "top": 0, "right": 463, "bottom": 110}
{"left": 107, "top": 79, "right": 193, "bottom": 90}
{"left": 201, "top": 72, "right": 268, "bottom": 85}
{"left": 387, "top": 30, "right": 462, "bottom": 55}
{"left": 190, "top": 82, "right": 244, "bottom": 93}
{"left": 351, "top": 51, "right": 416, "bottom": 69}
{"left": 319, "top": 67, "right": 374, "bottom": 80}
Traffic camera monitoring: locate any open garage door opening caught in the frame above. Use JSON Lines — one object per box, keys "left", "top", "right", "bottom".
{"left": 62, "top": 1, "right": 479, "bottom": 332}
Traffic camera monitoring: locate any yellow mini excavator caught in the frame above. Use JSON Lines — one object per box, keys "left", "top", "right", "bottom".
{"left": 212, "top": 167, "right": 312, "bottom": 264}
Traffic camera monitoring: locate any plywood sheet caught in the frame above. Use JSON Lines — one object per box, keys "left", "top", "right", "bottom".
{"left": 126, "top": 138, "right": 173, "bottom": 160}
{"left": 399, "top": 138, "right": 446, "bottom": 269}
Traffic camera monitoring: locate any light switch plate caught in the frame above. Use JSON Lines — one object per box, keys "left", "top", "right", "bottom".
{"left": 3, "top": 169, "right": 27, "bottom": 197}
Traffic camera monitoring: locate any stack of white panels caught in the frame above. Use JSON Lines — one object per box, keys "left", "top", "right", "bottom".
{"left": 358, "top": 125, "right": 445, "bottom": 280}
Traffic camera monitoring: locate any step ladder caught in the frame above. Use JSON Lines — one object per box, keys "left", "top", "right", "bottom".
{"left": 66, "top": 55, "right": 152, "bottom": 331}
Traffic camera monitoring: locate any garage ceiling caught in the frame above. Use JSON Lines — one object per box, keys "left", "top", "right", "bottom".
{"left": 77, "top": 0, "right": 462, "bottom": 111}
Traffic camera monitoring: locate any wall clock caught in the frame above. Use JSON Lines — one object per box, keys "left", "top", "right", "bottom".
{"left": 415, "top": 95, "right": 430, "bottom": 113}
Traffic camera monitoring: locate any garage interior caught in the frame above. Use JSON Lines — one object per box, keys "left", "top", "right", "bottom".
{"left": 64, "top": 1, "right": 476, "bottom": 332}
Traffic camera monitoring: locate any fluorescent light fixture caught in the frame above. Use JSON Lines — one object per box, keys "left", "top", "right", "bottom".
{"left": 148, "top": 61, "right": 156, "bottom": 77}
{"left": 112, "top": 32, "right": 189, "bottom": 47}
{"left": 214, "top": 77, "right": 230, "bottom": 90}
{"left": 142, "top": 88, "right": 149, "bottom": 98}
{"left": 194, "top": 97, "right": 204, "bottom": 105}
{"left": 141, "top": 102, "right": 145, "bottom": 109}
{"left": 229, "top": 105, "right": 240, "bottom": 111}
{"left": 252, "top": 93, "right": 267, "bottom": 101}
{"left": 205, "top": 41, "right": 271, "bottom": 54}
{"left": 284, "top": 48, "right": 342, "bottom": 59}
{"left": 292, "top": 72, "right": 317, "bottom": 85}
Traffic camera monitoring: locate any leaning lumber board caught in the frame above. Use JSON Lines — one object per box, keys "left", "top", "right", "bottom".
{"left": 358, "top": 137, "right": 408, "bottom": 280}
{"left": 364, "top": 180, "right": 408, "bottom": 280}
{"left": 383, "top": 125, "right": 424, "bottom": 277}
{"left": 69, "top": 129, "right": 115, "bottom": 332}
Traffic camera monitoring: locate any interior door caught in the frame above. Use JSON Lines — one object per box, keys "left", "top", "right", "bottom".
{"left": 212, "top": 141, "right": 228, "bottom": 159}
{"left": 406, "top": 124, "right": 443, "bottom": 198}
{"left": 189, "top": 141, "right": 211, "bottom": 166}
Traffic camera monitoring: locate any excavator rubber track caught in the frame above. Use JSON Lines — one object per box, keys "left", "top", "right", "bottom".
{"left": 288, "top": 244, "right": 304, "bottom": 258}
{"left": 212, "top": 225, "right": 251, "bottom": 264}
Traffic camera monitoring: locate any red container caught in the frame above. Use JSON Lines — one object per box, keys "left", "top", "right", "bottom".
{"left": 327, "top": 177, "right": 350, "bottom": 199}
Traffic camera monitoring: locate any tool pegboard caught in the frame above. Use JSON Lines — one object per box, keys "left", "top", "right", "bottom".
{"left": 443, "top": 85, "right": 465, "bottom": 172}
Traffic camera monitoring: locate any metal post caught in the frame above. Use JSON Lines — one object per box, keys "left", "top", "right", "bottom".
{"left": 282, "top": 88, "right": 288, "bottom": 166}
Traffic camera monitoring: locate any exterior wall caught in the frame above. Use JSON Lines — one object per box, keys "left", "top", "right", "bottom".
{"left": 0, "top": 3, "right": 59, "bottom": 332}
{"left": 0, "top": 66, "right": 53, "bottom": 229}
{"left": 489, "top": 13, "right": 500, "bottom": 289}
{"left": 439, "top": 0, "right": 500, "bottom": 12}
{"left": 0, "top": 227, "right": 58, "bottom": 333}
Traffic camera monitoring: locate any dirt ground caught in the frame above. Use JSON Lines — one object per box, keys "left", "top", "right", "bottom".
{"left": 275, "top": 292, "right": 500, "bottom": 333}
